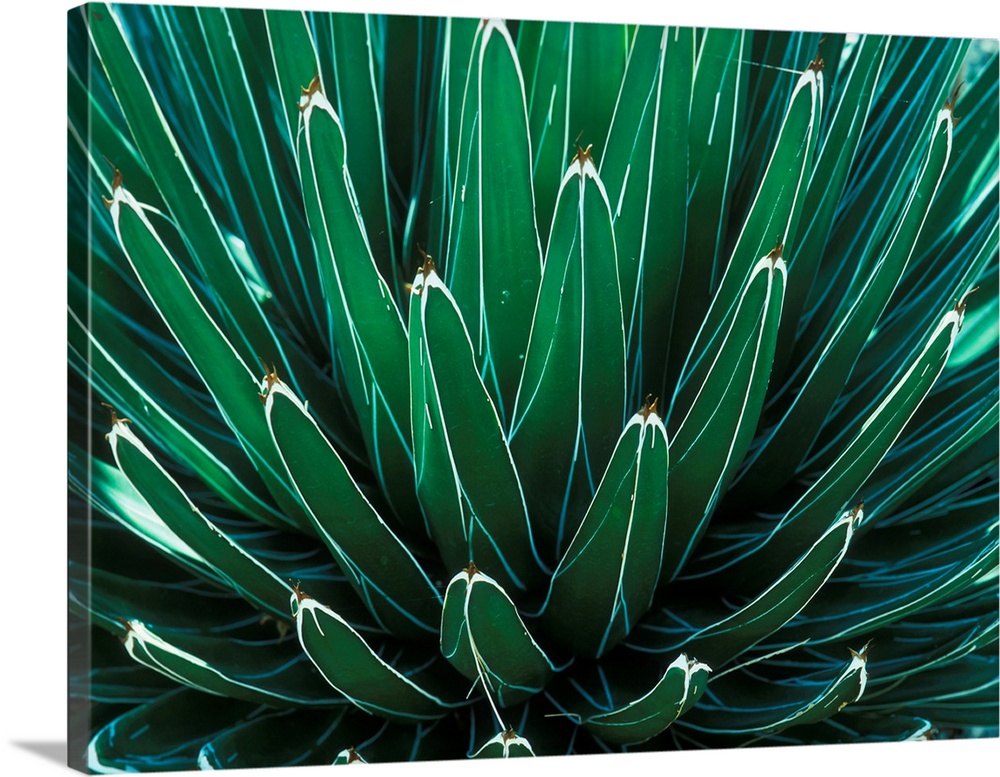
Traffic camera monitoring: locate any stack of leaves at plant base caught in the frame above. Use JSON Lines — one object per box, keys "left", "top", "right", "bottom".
{"left": 68, "top": 3, "right": 999, "bottom": 771}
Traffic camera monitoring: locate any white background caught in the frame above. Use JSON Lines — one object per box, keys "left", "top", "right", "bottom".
{"left": 1, "top": 1, "right": 997, "bottom": 775}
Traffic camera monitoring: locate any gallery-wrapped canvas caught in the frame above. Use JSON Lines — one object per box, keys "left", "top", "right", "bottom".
{"left": 68, "top": 1, "right": 999, "bottom": 773}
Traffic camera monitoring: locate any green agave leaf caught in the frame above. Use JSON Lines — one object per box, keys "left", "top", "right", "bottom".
{"left": 107, "top": 417, "right": 295, "bottom": 618}
{"left": 509, "top": 148, "right": 626, "bottom": 563}
{"left": 71, "top": 563, "right": 258, "bottom": 638}
{"left": 297, "top": 79, "right": 420, "bottom": 528}
{"left": 851, "top": 654, "right": 999, "bottom": 728}
{"left": 324, "top": 13, "right": 398, "bottom": 294}
{"left": 668, "top": 29, "right": 748, "bottom": 386}
{"left": 662, "top": 250, "right": 786, "bottom": 580}
{"left": 550, "top": 653, "right": 710, "bottom": 745}
{"left": 70, "top": 450, "right": 223, "bottom": 585}
{"left": 772, "top": 496, "right": 998, "bottom": 646}
{"left": 86, "top": 4, "right": 292, "bottom": 374}
{"left": 770, "top": 34, "right": 889, "bottom": 378}
{"left": 409, "top": 16, "right": 481, "bottom": 266}
{"left": 790, "top": 712, "right": 937, "bottom": 744}
{"left": 600, "top": 26, "right": 693, "bottom": 404}
{"left": 693, "top": 287, "right": 978, "bottom": 584}
{"left": 88, "top": 688, "right": 258, "bottom": 774}
{"left": 292, "top": 589, "right": 467, "bottom": 723}
{"left": 734, "top": 99, "right": 957, "bottom": 500}
{"left": 69, "top": 303, "right": 280, "bottom": 526}
{"left": 521, "top": 21, "right": 629, "bottom": 247}
{"left": 783, "top": 38, "right": 968, "bottom": 425}
{"left": 409, "top": 264, "right": 544, "bottom": 595}
{"left": 537, "top": 403, "right": 669, "bottom": 658}
{"left": 470, "top": 729, "right": 535, "bottom": 758}
{"left": 440, "top": 567, "right": 560, "bottom": 708}
{"left": 192, "top": 7, "right": 319, "bottom": 333}
{"left": 630, "top": 507, "right": 858, "bottom": 667}
{"left": 445, "top": 19, "right": 543, "bottom": 424}
{"left": 104, "top": 179, "right": 313, "bottom": 533}
{"left": 264, "top": 8, "right": 321, "bottom": 154}
{"left": 678, "top": 646, "right": 871, "bottom": 738}
{"left": 265, "top": 379, "right": 442, "bottom": 640}
{"left": 198, "top": 708, "right": 380, "bottom": 770}
{"left": 116, "top": 617, "right": 342, "bottom": 707}
{"left": 670, "top": 58, "right": 820, "bottom": 428}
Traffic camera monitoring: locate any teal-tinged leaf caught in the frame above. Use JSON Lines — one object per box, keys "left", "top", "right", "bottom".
{"left": 264, "top": 8, "right": 321, "bottom": 154}
{"left": 87, "top": 689, "right": 257, "bottom": 774}
{"left": 537, "top": 403, "right": 669, "bottom": 658}
{"left": 629, "top": 507, "right": 858, "bottom": 667}
{"left": 509, "top": 149, "right": 627, "bottom": 563}
{"left": 549, "top": 653, "right": 710, "bottom": 745}
{"left": 670, "top": 61, "right": 820, "bottom": 430}
{"left": 770, "top": 35, "right": 889, "bottom": 379}
{"left": 734, "top": 100, "right": 957, "bottom": 502}
{"left": 192, "top": 7, "right": 316, "bottom": 329}
{"left": 678, "top": 646, "right": 871, "bottom": 738}
{"left": 107, "top": 417, "right": 295, "bottom": 618}
{"left": 86, "top": 4, "right": 292, "bottom": 374}
{"left": 198, "top": 708, "right": 380, "bottom": 770}
{"left": 116, "top": 618, "right": 344, "bottom": 707}
{"left": 445, "top": 19, "right": 543, "bottom": 424}
{"left": 662, "top": 250, "right": 786, "bottom": 580}
{"left": 70, "top": 451, "right": 224, "bottom": 585}
{"left": 68, "top": 302, "right": 280, "bottom": 526}
{"left": 770, "top": 490, "right": 999, "bottom": 647}
{"left": 785, "top": 38, "right": 968, "bottom": 414}
{"left": 693, "top": 288, "right": 979, "bottom": 585}
{"left": 409, "top": 265, "right": 544, "bottom": 595}
{"left": 292, "top": 590, "right": 467, "bottom": 723}
{"left": 523, "top": 21, "right": 630, "bottom": 247}
{"left": 408, "top": 17, "right": 481, "bottom": 268}
{"left": 850, "top": 653, "right": 999, "bottom": 730}
{"left": 265, "top": 379, "right": 442, "bottom": 640}
{"left": 297, "top": 80, "right": 420, "bottom": 528}
{"left": 470, "top": 729, "right": 535, "bottom": 758}
{"left": 104, "top": 179, "right": 313, "bottom": 533}
{"left": 521, "top": 20, "right": 569, "bottom": 247}
{"left": 325, "top": 13, "right": 398, "bottom": 295}
{"left": 668, "top": 29, "right": 748, "bottom": 387}
{"left": 439, "top": 567, "right": 560, "bottom": 708}
{"left": 600, "top": 26, "right": 694, "bottom": 404}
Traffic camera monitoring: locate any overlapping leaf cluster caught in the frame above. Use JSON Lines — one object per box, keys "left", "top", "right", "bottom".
{"left": 68, "top": 4, "right": 999, "bottom": 771}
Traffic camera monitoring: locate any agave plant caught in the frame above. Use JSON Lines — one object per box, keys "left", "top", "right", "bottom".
{"left": 68, "top": 1, "right": 999, "bottom": 771}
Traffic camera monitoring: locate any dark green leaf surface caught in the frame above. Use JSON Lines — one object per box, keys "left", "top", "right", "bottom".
{"left": 509, "top": 150, "right": 627, "bottom": 563}
{"left": 440, "top": 568, "right": 558, "bottom": 708}
{"left": 537, "top": 406, "right": 669, "bottom": 657}
{"left": 266, "top": 381, "right": 442, "bottom": 639}
{"left": 292, "top": 592, "right": 466, "bottom": 723}
{"left": 446, "top": 20, "right": 543, "bottom": 425}
{"left": 409, "top": 267, "right": 544, "bottom": 594}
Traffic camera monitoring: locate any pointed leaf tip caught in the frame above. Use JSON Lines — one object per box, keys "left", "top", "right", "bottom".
{"left": 298, "top": 74, "right": 321, "bottom": 111}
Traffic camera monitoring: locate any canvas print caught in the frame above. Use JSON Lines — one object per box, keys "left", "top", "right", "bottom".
{"left": 68, "top": 1, "right": 999, "bottom": 772}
